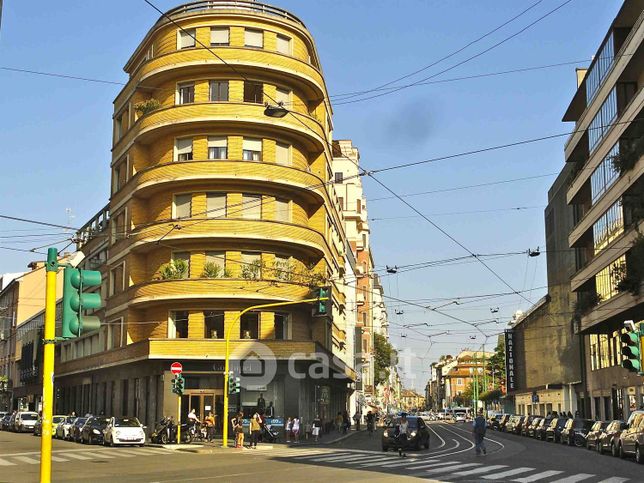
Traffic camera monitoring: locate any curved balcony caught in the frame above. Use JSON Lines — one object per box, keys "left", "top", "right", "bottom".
{"left": 126, "top": 278, "right": 313, "bottom": 308}
{"left": 112, "top": 160, "right": 326, "bottom": 207}
{"left": 116, "top": 218, "right": 330, "bottom": 260}
{"left": 135, "top": 48, "right": 326, "bottom": 100}
{"left": 114, "top": 103, "right": 326, "bottom": 158}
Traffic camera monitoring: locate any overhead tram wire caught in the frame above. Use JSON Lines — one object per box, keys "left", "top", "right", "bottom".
{"left": 336, "top": 0, "right": 576, "bottom": 106}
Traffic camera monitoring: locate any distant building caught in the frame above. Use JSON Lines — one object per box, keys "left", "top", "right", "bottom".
{"left": 442, "top": 351, "right": 494, "bottom": 408}
{"left": 400, "top": 389, "right": 425, "bottom": 411}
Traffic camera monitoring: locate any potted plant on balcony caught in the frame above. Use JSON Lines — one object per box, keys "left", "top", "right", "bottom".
{"left": 134, "top": 98, "right": 161, "bottom": 116}
{"left": 158, "top": 259, "right": 188, "bottom": 280}
{"left": 201, "top": 261, "right": 231, "bottom": 279}
{"left": 572, "top": 291, "right": 602, "bottom": 323}
{"left": 614, "top": 233, "right": 644, "bottom": 296}
{"left": 241, "top": 260, "right": 263, "bottom": 280}
{"left": 612, "top": 136, "right": 644, "bottom": 175}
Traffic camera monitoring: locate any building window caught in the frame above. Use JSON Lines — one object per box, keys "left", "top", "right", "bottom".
{"left": 177, "top": 82, "right": 195, "bottom": 104}
{"left": 111, "top": 210, "right": 127, "bottom": 242}
{"left": 206, "top": 192, "right": 226, "bottom": 218}
{"left": 210, "top": 27, "right": 229, "bottom": 46}
{"left": 173, "top": 194, "right": 192, "bottom": 219}
{"left": 274, "top": 313, "right": 289, "bottom": 340}
{"left": 275, "top": 142, "right": 291, "bottom": 166}
{"left": 178, "top": 29, "right": 196, "bottom": 49}
{"left": 109, "top": 263, "right": 125, "bottom": 296}
{"left": 276, "top": 34, "right": 291, "bottom": 55}
{"left": 241, "top": 252, "right": 262, "bottom": 279}
{"left": 243, "top": 81, "right": 263, "bottom": 104}
{"left": 456, "top": 378, "right": 463, "bottom": 386}
{"left": 588, "top": 87, "right": 617, "bottom": 152}
{"left": 592, "top": 200, "right": 624, "bottom": 254}
{"left": 274, "top": 199, "right": 290, "bottom": 222}
{"left": 586, "top": 31, "right": 615, "bottom": 103}
{"left": 204, "top": 311, "right": 224, "bottom": 338}
{"left": 207, "top": 136, "right": 228, "bottom": 159}
{"left": 334, "top": 172, "right": 343, "bottom": 184}
{"left": 595, "top": 254, "right": 626, "bottom": 301}
{"left": 242, "top": 138, "right": 262, "bottom": 161}
{"left": 112, "top": 159, "right": 127, "bottom": 194}
{"left": 169, "top": 311, "right": 189, "bottom": 338}
{"left": 590, "top": 142, "right": 620, "bottom": 204}
{"left": 244, "top": 29, "right": 263, "bottom": 48}
{"left": 204, "top": 251, "right": 226, "bottom": 277}
{"left": 209, "top": 81, "right": 229, "bottom": 102}
{"left": 240, "top": 312, "right": 259, "bottom": 339}
{"left": 241, "top": 194, "right": 262, "bottom": 219}
{"left": 175, "top": 138, "right": 193, "bottom": 161}
{"left": 338, "top": 197, "right": 344, "bottom": 210}
{"left": 275, "top": 87, "right": 290, "bottom": 106}
{"left": 590, "top": 334, "right": 599, "bottom": 371}
{"left": 172, "top": 252, "right": 190, "bottom": 278}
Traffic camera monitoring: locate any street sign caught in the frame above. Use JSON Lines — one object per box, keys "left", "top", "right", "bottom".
{"left": 170, "top": 362, "right": 183, "bottom": 375}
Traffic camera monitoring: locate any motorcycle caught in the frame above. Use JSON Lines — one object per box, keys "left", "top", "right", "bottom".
{"left": 151, "top": 417, "right": 192, "bottom": 444}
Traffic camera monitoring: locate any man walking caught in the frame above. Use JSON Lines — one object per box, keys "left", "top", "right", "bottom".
{"left": 472, "top": 409, "right": 487, "bottom": 455}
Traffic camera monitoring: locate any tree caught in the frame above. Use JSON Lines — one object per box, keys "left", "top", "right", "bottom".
{"left": 487, "top": 341, "right": 506, "bottom": 389}
{"left": 462, "top": 378, "right": 486, "bottom": 406}
{"left": 374, "top": 333, "right": 397, "bottom": 386}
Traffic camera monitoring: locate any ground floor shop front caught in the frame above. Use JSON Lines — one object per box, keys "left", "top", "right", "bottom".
{"left": 513, "top": 384, "right": 580, "bottom": 416}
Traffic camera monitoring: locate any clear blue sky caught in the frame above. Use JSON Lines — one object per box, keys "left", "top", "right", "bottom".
{"left": 0, "top": 0, "right": 624, "bottom": 389}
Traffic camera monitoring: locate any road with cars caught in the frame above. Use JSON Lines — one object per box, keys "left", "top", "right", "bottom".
{"left": 0, "top": 419, "right": 643, "bottom": 481}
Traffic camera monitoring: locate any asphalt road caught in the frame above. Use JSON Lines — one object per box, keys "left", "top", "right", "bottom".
{"left": 0, "top": 422, "right": 642, "bottom": 482}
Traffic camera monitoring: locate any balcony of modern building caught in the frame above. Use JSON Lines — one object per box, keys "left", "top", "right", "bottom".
{"left": 563, "top": 3, "right": 644, "bottom": 159}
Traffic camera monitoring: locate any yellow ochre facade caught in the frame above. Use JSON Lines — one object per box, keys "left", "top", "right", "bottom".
{"left": 55, "top": 1, "right": 355, "bottom": 431}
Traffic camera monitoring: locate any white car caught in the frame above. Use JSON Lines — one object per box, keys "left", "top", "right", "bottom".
{"left": 14, "top": 411, "right": 39, "bottom": 432}
{"left": 455, "top": 414, "right": 467, "bottom": 423}
{"left": 104, "top": 417, "right": 146, "bottom": 446}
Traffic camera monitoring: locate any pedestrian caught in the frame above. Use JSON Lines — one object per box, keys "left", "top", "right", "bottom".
{"left": 205, "top": 412, "right": 215, "bottom": 442}
{"left": 397, "top": 414, "right": 409, "bottom": 457}
{"left": 472, "top": 409, "right": 487, "bottom": 456}
{"left": 312, "top": 416, "right": 321, "bottom": 442}
{"left": 342, "top": 411, "right": 350, "bottom": 434}
{"left": 353, "top": 412, "right": 361, "bottom": 431}
{"left": 305, "top": 420, "right": 312, "bottom": 440}
{"left": 285, "top": 417, "right": 293, "bottom": 443}
{"left": 292, "top": 416, "right": 300, "bottom": 443}
{"left": 335, "top": 412, "right": 343, "bottom": 433}
{"left": 232, "top": 412, "right": 244, "bottom": 448}
{"left": 250, "top": 413, "right": 261, "bottom": 449}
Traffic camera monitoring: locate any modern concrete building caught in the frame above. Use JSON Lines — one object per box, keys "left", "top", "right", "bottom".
{"left": 563, "top": 0, "right": 644, "bottom": 420}
{"left": 55, "top": 0, "right": 357, "bottom": 430}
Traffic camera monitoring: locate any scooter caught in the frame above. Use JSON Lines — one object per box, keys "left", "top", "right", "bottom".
{"left": 151, "top": 417, "right": 192, "bottom": 444}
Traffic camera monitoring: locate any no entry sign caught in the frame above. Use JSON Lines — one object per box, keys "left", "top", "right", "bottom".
{"left": 170, "top": 362, "right": 183, "bottom": 375}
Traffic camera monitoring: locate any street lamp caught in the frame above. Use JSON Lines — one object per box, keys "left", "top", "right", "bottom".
{"left": 263, "top": 102, "right": 288, "bottom": 118}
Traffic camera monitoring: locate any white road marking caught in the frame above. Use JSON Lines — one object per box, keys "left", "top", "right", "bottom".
{"left": 597, "top": 478, "right": 629, "bottom": 483}
{"left": 482, "top": 467, "right": 535, "bottom": 480}
{"left": 425, "top": 463, "right": 482, "bottom": 475}
{"left": 550, "top": 475, "right": 595, "bottom": 483}
{"left": 362, "top": 457, "right": 420, "bottom": 467}
{"left": 513, "top": 470, "right": 564, "bottom": 482}
{"left": 51, "top": 455, "right": 68, "bottom": 462}
{"left": 0, "top": 458, "right": 16, "bottom": 466}
{"left": 451, "top": 464, "right": 508, "bottom": 476}
{"left": 62, "top": 452, "right": 92, "bottom": 460}
{"left": 375, "top": 458, "right": 424, "bottom": 468}
{"left": 428, "top": 425, "right": 446, "bottom": 449}
{"left": 406, "top": 460, "right": 458, "bottom": 470}
{"left": 12, "top": 456, "right": 39, "bottom": 464}
{"left": 306, "top": 453, "right": 357, "bottom": 462}
{"left": 92, "top": 451, "right": 115, "bottom": 459}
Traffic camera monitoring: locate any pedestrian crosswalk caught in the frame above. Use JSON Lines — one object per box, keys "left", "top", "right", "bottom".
{"left": 0, "top": 447, "right": 170, "bottom": 466}
{"left": 264, "top": 448, "right": 630, "bottom": 482}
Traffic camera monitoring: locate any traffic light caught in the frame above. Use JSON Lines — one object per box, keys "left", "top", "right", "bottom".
{"left": 228, "top": 374, "right": 240, "bottom": 394}
{"left": 621, "top": 324, "right": 642, "bottom": 373}
{"left": 61, "top": 267, "right": 102, "bottom": 338}
{"left": 314, "top": 286, "right": 330, "bottom": 316}
{"left": 172, "top": 375, "right": 185, "bottom": 395}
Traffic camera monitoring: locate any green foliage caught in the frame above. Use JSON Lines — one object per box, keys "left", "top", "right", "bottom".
{"left": 159, "top": 259, "right": 188, "bottom": 280}
{"left": 487, "top": 341, "right": 506, "bottom": 386}
{"left": 134, "top": 98, "right": 161, "bottom": 116}
{"left": 612, "top": 136, "right": 644, "bottom": 175}
{"left": 462, "top": 378, "right": 486, "bottom": 404}
{"left": 573, "top": 291, "right": 602, "bottom": 318}
{"left": 201, "top": 261, "right": 231, "bottom": 279}
{"left": 374, "top": 333, "right": 397, "bottom": 386}
{"left": 480, "top": 388, "right": 503, "bottom": 402}
{"left": 241, "top": 260, "right": 263, "bottom": 280}
{"left": 615, "top": 233, "right": 644, "bottom": 296}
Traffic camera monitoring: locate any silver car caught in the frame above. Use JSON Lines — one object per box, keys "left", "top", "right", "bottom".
{"left": 13, "top": 411, "right": 38, "bottom": 432}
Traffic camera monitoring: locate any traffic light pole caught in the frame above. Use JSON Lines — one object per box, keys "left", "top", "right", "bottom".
{"left": 222, "top": 296, "right": 328, "bottom": 448}
{"left": 40, "top": 248, "right": 58, "bottom": 483}
{"left": 176, "top": 393, "right": 181, "bottom": 445}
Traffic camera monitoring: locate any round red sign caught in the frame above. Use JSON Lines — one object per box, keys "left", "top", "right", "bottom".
{"left": 170, "top": 362, "right": 183, "bottom": 375}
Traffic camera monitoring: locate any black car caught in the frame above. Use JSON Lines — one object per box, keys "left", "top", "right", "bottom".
{"left": 586, "top": 421, "right": 609, "bottom": 450}
{"left": 534, "top": 416, "right": 553, "bottom": 440}
{"left": 382, "top": 416, "right": 430, "bottom": 451}
{"left": 520, "top": 415, "right": 537, "bottom": 436}
{"left": 526, "top": 417, "right": 542, "bottom": 437}
{"left": 488, "top": 414, "right": 505, "bottom": 431}
{"left": 70, "top": 417, "right": 88, "bottom": 443}
{"left": 546, "top": 417, "right": 569, "bottom": 442}
{"left": 498, "top": 414, "right": 511, "bottom": 432}
{"left": 560, "top": 418, "right": 594, "bottom": 446}
{"left": 80, "top": 416, "right": 111, "bottom": 445}
{"left": 598, "top": 419, "right": 628, "bottom": 455}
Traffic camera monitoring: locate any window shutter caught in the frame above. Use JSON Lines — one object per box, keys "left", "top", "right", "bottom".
{"left": 245, "top": 29, "right": 263, "bottom": 48}
{"left": 276, "top": 35, "right": 291, "bottom": 54}
{"left": 275, "top": 199, "right": 290, "bottom": 222}
{"left": 242, "top": 194, "right": 262, "bottom": 219}
{"left": 176, "top": 138, "right": 193, "bottom": 156}
{"left": 276, "top": 142, "right": 290, "bottom": 165}
{"left": 206, "top": 193, "right": 226, "bottom": 218}
{"left": 174, "top": 194, "right": 192, "bottom": 219}
{"left": 208, "top": 136, "right": 227, "bottom": 148}
{"left": 179, "top": 29, "right": 196, "bottom": 49}
{"left": 243, "top": 138, "right": 262, "bottom": 152}
{"left": 211, "top": 27, "right": 229, "bottom": 45}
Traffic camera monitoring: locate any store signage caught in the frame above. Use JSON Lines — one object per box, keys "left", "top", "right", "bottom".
{"left": 505, "top": 329, "right": 516, "bottom": 392}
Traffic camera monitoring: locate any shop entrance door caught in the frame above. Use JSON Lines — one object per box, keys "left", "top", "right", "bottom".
{"left": 181, "top": 390, "right": 224, "bottom": 431}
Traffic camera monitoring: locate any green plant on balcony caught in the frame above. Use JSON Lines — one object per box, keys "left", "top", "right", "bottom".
{"left": 158, "top": 259, "right": 188, "bottom": 280}
{"left": 134, "top": 98, "right": 161, "bottom": 116}
{"left": 614, "top": 233, "right": 644, "bottom": 296}
{"left": 201, "top": 261, "right": 231, "bottom": 279}
{"left": 241, "top": 260, "right": 263, "bottom": 280}
{"left": 612, "top": 136, "right": 644, "bottom": 175}
{"left": 572, "top": 291, "right": 603, "bottom": 322}
{"left": 271, "top": 259, "right": 294, "bottom": 281}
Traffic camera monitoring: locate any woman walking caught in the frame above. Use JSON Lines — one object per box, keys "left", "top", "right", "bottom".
{"left": 250, "top": 413, "right": 261, "bottom": 449}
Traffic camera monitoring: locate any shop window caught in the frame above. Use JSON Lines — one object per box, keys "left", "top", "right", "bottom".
{"left": 240, "top": 313, "right": 259, "bottom": 339}
{"left": 204, "top": 311, "right": 224, "bottom": 339}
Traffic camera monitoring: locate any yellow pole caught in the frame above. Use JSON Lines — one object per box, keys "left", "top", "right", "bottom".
{"left": 176, "top": 393, "right": 181, "bottom": 445}
{"left": 222, "top": 296, "right": 328, "bottom": 448}
{"left": 40, "top": 248, "right": 58, "bottom": 483}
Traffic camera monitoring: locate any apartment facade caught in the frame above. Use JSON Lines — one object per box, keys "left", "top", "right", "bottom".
{"left": 563, "top": 0, "right": 644, "bottom": 420}
{"left": 442, "top": 351, "right": 494, "bottom": 408}
{"left": 55, "top": 1, "right": 356, "bottom": 429}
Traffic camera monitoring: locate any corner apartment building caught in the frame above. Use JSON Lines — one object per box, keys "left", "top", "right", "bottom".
{"left": 442, "top": 350, "right": 494, "bottom": 408}
{"left": 563, "top": 0, "right": 644, "bottom": 420}
{"left": 54, "top": 0, "right": 356, "bottom": 429}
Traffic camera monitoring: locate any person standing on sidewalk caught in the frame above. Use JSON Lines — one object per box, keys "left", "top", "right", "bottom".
{"left": 335, "top": 412, "right": 343, "bottom": 433}
{"left": 285, "top": 417, "right": 293, "bottom": 443}
{"left": 342, "top": 411, "right": 350, "bottom": 434}
{"left": 312, "top": 416, "right": 321, "bottom": 442}
{"left": 232, "top": 412, "right": 244, "bottom": 448}
{"left": 292, "top": 416, "right": 300, "bottom": 443}
{"left": 250, "top": 413, "right": 261, "bottom": 449}
{"left": 472, "top": 409, "right": 487, "bottom": 455}
{"left": 205, "top": 412, "right": 215, "bottom": 443}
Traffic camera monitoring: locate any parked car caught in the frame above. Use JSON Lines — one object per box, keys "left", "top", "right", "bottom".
{"left": 598, "top": 419, "right": 628, "bottom": 456}
{"left": 103, "top": 417, "right": 146, "bottom": 447}
{"left": 546, "top": 418, "right": 569, "bottom": 442}
{"left": 55, "top": 416, "right": 77, "bottom": 440}
{"left": 505, "top": 415, "right": 525, "bottom": 434}
{"left": 487, "top": 413, "right": 505, "bottom": 430}
{"left": 0, "top": 413, "right": 11, "bottom": 431}
{"left": 586, "top": 421, "right": 608, "bottom": 450}
{"left": 33, "top": 415, "right": 66, "bottom": 437}
{"left": 520, "top": 415, "right": 537, "bottom": 436}
{"left": 534, "top": 416, "right": 553, "bottom": 440}
{"left": 382, "top": 416, "right": 430, "bottom": 451}
{"left": 70, "top": 417, "right": 89, "bottom": 442}
{"left": 560, "top": 418, "right": 594, "bottom": 446}
{"left": 498, "top": 414, "right": 511, "bottom": 432}
{"left": 13, "top": 411, "right": 38, "bottom": 432}
{"left": 618, "top": 411, "right": 644, "bottom": 463}
{"left": 526, "top": 417, "right": 542, "bottom": 438}
{"left": 80, "top": 416, "right": 111, "bottom": 445}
